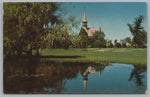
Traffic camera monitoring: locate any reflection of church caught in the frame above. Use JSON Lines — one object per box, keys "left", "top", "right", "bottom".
{"left": 83, "top": 66, "right": 96, "bottom": 76}
{"left": 82, "top": 11, "right": 101, "bottom": 36}
{"left": 83, "top": 66, "right": 96, "bottom": 91}
{"left": 82, "top": 64, "right": 105, "bottom": 91}
{"left": 83, "top": 65, "right": 103, "bottom": 91}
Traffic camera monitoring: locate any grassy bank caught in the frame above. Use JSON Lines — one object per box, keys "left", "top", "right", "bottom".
{"left": 33, "top": 48, "right": 147, "bottom": 65}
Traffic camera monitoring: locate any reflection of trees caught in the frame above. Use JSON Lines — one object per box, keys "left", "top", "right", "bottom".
{"left": 38, "top": 61, "right": 79, "bottom": 93}
{"left": 128, "top": 64, "right": 147, "bottom": 86}
{"left": 4, "top": 58, "right": 80, "bottom": 94}
{"left": 4, "top": 55, "right": 40, "bottom": 93}
{"left": 95, "top": 65, "right": 106, "bottom": 75}
{"left": 43, "top": 80, "right": 67, "bottom": 94}
{"left": 4, "top": 57, "right": 107, "bottom": 94}
{"left": 55, "top": 80, "right": 67, "bottom": 93}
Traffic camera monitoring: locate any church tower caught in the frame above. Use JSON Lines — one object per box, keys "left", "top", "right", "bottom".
{"left": 82, "top": 11, "right": 87, "bottom": 28}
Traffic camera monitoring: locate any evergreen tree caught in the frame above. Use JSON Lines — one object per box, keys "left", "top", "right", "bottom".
{"left": 127, "top": 15, "right": 147, "bottom": 48}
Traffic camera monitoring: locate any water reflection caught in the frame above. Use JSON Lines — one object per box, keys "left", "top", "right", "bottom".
{"left": 43, "top": 80, "right": 67, "bottom": 94}
{"left": 128, "top": 64, "right": 147, "bottom": 86}
{"left": 82, "top": 65, "right": 106, "bottom": 91}
{"left": 3, "top": 56, "right": 147, "bottom": 94}
{"left": 83, "top": 66, "right": 96, "bottom": 76}
{"left": 83, "top": 66, "right": 96, "bottom": 91}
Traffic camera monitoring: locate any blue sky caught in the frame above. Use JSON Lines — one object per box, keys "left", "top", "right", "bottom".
{"left": 60, "top": 2, "right": 147, "bottom": 42}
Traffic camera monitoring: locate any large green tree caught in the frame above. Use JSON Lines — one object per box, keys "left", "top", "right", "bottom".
{"left": 49, "top": 16, "right": 80, "bottom": 49}
{"left": 4, "top": 2, "right": 60, "bottom": 55}
{"left": 4, "top": 3, "right": 79, "bottom": 56}
{"left": 127, "top": 15, "right": 147, "bottom": 48}
{"left": 78, "top": 28, "right": 89, "bottom": 48}
{"left": 92, "top": 31, "right": 106, "bottom": 48}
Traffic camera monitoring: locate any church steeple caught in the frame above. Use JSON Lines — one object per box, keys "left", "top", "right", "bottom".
{"left": 82, "top": 10, "right": 87, "bottom": 28}
{"left": 83, "top": 11, "right": 87, "bottom": 22}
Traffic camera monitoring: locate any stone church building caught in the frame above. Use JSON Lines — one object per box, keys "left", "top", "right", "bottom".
{"left": 82, "top": 11, "right": 101, "bottom": 36}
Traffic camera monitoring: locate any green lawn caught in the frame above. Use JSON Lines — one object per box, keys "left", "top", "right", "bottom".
{"left": 34, "top": 48, "right": 147, "bottom": 65}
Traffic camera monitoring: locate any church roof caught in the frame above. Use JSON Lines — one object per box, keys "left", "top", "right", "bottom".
{"left": 82, "top": 27, "right": 96, "bottom": 36}
{"left": 82, "top": 26, "right": 88, "bottom": 32}
{"left": 87, "top": 28, "right": 96, "bottom": 36}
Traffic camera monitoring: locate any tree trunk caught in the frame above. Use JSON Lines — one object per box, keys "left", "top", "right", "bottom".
{"left": 17, "top": 49, "right": 22, "bottom": 56}
{"left": 36, "top": 48, "right": 39, "bottom": 56}
{"left": 28, "top": 48, "right": 32, "bottom": 56}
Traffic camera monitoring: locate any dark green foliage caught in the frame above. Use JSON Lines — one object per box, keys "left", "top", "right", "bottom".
{"left": 3, "top": 3, "right": 80, "bottom": 56}
{"left": 120, "top": 37, "right": 132, "bottom": 48}
{"left": 92, "top": 31, "right": 106, "bottom": 48}
{"left": 42, "top": 15, "right": 80, "bottom": 49}
{"left": 88, "top": 36, "right": 94, "bottom": 47}
{"left": 52, "top": 29, "right": 72, "bottom": 50}
{"left": 114, "top": 39, "right": 121, "bottom": 48}
{"left": 121, "top": 37, "right": 131, "bottom": 44}
{"left": 127, "top": 15, "right": 147, "bottom": 48}
{"left": 106, "top": 40, "right": 113, "bottom": 48}
{"left": 78, "top": 28, "right": 89, "bottom": 48}
{"left": 3, "top": 2, "right": 60, "bottom": 55}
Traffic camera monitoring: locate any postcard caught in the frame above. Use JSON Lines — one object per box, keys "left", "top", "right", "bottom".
{"left": 3, "top": 1, "right": 147, "bottom": 94}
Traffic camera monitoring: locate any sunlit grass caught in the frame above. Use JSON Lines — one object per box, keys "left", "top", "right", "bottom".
{"left": 33, "top": 48, "right": 147, "bottom": 65}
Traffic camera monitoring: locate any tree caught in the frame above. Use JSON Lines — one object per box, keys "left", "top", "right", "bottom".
{"left": 120, "top": 37, "right": 132, "bottom": 48}
{"left": 106, "top": 40, "right": 113, "bottom": 48}
{"left": 92, "top": 31, "right": 106, "bottom": 48}
{"left": 127, "top": 15, "right": 147, "bottom": 48}
{"left": 50, "top": 16, "right": 80, "bottom": 49}
{"left": 114, "top": 39, "right": 121, "bottom": 48}
{"left": 70, "top": 33, "right": 81, "bottom": 48}
{"left": 4, "top": 3, "right": 60, "bottom": 56}
{"left": 114, "top": 39, "right": 118, "bottom": 48}
{"left": 88, "top": 36, "right": 94, "bottom": 47}
{"left": 78, "top": 28, "right": 89, "bottom": 48}
{"left": 121, "top": 37, "right": 131, "bottom": 44}
{"left": 4, "top": 3, "right": 80, "bottom": 56}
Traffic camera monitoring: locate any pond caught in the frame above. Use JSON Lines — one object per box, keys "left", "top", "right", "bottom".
{"left": 3, "top": 56, "right": 147, "bottom": 94}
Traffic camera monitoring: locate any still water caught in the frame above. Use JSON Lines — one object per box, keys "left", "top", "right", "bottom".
{"left": 4, "top": 56, "right": 147, "bottom": 94}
